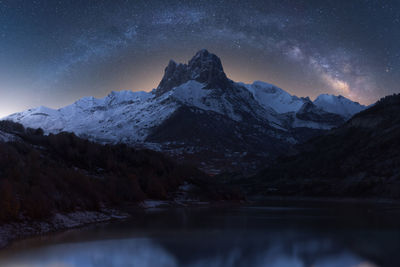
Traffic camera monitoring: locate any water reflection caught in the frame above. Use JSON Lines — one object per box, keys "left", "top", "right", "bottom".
{"left": 0, "top": 201, "right": 399, "bottom": 267}
{"left": 0, "top": 237, "right": 378, "bottom": 267}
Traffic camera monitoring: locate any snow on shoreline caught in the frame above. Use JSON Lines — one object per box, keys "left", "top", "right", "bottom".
{"left": 0, "top": 209, "right": 129, "bottom": 249}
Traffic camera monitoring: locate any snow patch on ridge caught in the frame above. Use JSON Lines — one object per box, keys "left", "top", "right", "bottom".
{"left": 242, "top": 81, "right": 306, "bottom": 114}
{"left": 0, "top": 130, "right": 19, "bottom": 142}
{"left": 292, "top": 117, "right": 336, "bottom": 130}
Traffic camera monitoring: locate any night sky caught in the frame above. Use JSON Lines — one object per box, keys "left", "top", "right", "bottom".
{"left": 1, "top": 0, "right": 399, "bottom": 117}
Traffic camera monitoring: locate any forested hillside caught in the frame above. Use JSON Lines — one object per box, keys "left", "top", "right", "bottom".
{"left": 0, "top": 121, "right": 241, "bottom": 223}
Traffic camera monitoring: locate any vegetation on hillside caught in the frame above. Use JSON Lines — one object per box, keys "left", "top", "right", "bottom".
{"left": 0, "top": 121, "right": 243, "bottom": 223}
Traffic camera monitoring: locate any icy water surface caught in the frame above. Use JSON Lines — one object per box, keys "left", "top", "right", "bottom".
{"left": 0, "top": 199, "right": 400, "bottom": 267}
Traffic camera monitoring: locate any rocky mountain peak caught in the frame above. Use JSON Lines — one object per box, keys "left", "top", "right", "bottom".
{"left": 155, "top": 60, "right": 189, "bottom": 96}
{"left": 187, "top": 49, "right": 224, "bottom": 74}
{"left": 155, "top": 49, "right": 231, "bottom": 96}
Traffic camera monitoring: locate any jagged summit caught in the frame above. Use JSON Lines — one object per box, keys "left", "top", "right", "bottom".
{"left": 155, "top": 49, "right": 231, "bottom": 96}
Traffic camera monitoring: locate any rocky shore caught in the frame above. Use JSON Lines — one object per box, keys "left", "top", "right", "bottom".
{"left": 0, "top": 209, "right": 129, "bottom": 249}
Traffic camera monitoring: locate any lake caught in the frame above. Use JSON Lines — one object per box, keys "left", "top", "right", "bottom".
{"left": 0, "top": 199, "right": 399, "bottom": 267}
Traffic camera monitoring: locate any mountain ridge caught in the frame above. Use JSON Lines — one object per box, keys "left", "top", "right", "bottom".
{"left": 4, "top": 49, "right": 367, "bottom": 173}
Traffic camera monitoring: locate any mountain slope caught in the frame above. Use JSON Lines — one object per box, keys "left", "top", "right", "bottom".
{"left": 6, "top": 90, "right": 168, "bottom": 143}
{"left": 243, "top": 81, "right": 306, "bottom": 114}
{"left": 247, "top": 94, "right": 400, "bottom": 199}
{"left": 314, "top": 94, "right": 366, "bottom": 119}
{"left": 5, "top": 49, "right": 365, "bottom": 173}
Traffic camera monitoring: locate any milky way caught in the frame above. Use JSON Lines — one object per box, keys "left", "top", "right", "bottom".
{"left": 0, "top": 0, "right": 399, "bottom": 116}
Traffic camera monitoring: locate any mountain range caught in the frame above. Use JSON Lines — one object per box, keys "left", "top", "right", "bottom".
{"left": 4, "top": 49, "right": 366, "bottom": 173}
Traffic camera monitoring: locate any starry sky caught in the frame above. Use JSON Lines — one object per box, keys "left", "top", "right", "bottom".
{"left": 1, "top": 0, "right": 399, "bottom": 117}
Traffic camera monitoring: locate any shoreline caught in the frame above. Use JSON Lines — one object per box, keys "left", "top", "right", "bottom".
{"left": 0, "top": 208, "right": 130, "bottom": 250}
{"left": 1, "top": 196, "right": 399, "bottom": 250}
{"left": 0, "top": 198, "right": 213, "bottom": 250}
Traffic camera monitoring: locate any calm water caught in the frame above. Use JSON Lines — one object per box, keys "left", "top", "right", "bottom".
{"left": 1, "top": 199, "right": 400, "bottom": 267}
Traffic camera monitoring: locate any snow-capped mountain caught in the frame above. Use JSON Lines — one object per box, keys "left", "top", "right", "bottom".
{"left": 314, "top": 94, "right": 366, "bottom": 119}
{"left": 243, "top": 81, "right": 366, "bottom": 120}
{"left": 4, "top": 49, "right": 366, "bottom": 173}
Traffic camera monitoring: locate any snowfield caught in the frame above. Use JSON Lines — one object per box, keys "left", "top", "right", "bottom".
{"left": 243, "top": 81, "right": 306, "bottom": 114}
